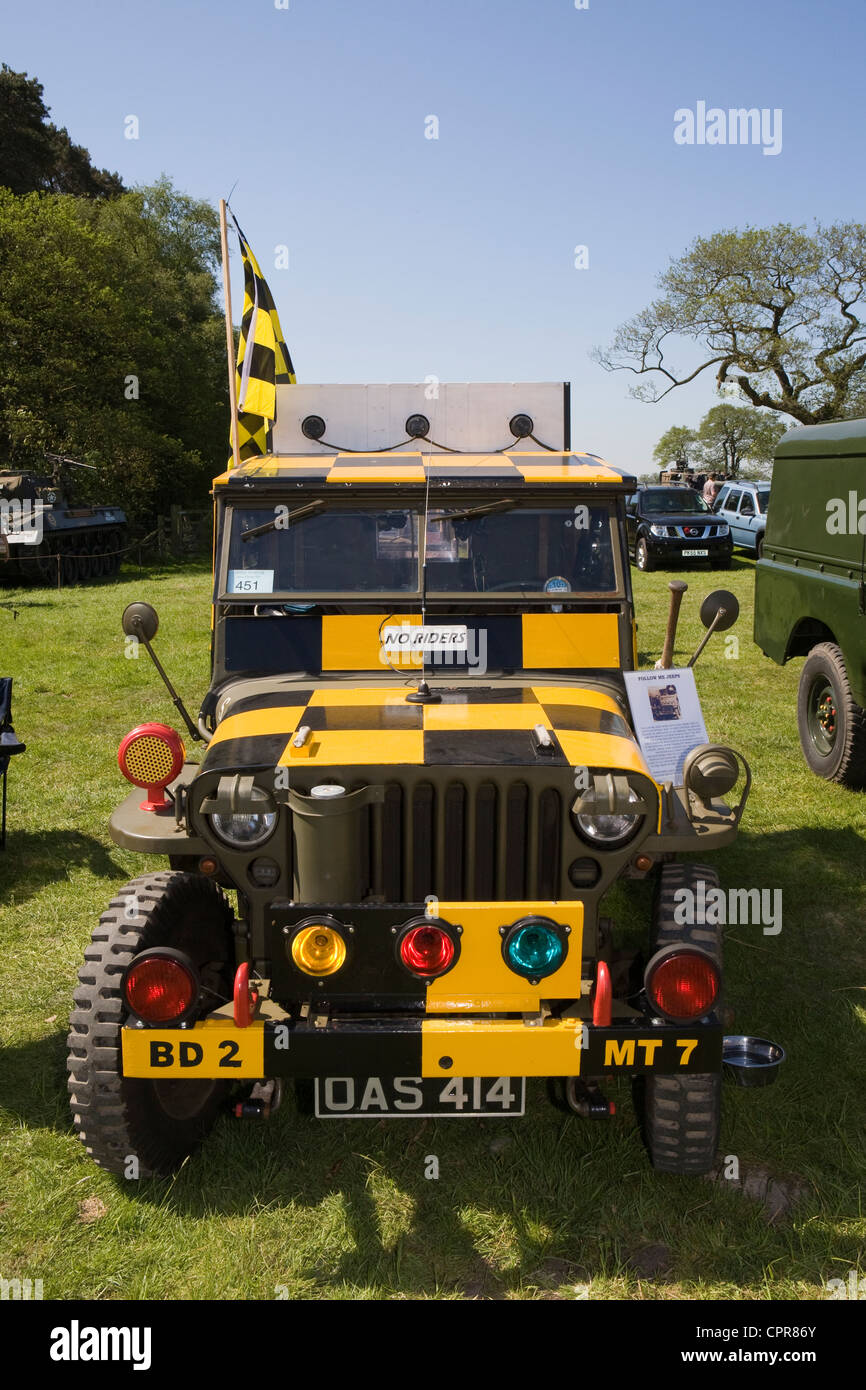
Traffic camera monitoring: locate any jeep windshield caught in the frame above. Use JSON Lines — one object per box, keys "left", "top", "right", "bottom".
{"left": 223, "top": 503, "right": 618, "bottom": 596}
{"left": 641, "top": 489, "right": 711, "bottom": 515}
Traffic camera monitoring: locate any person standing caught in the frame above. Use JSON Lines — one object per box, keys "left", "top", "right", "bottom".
{"left": 702, "top": 473, "right": 720, "bottom": 505}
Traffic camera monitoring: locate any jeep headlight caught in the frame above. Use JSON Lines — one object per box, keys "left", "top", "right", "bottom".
{"left": 576, "top": 790, "right": 642, "bottom": 845}
{"left": 649, "top": 524, "right": 668, "bottom": 538}
{"left": 209, "top": 809, "right": 277, "bottom": 848}
{"left": 572, "top": 779, "right": 647, "bottom": 848}
{"left": 716, "top": 522, "right": 730, "bottom": 536}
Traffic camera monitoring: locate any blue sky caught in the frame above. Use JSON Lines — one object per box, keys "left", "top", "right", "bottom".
{"left": 3, "top": 0, "right": 864, "bottom": 468}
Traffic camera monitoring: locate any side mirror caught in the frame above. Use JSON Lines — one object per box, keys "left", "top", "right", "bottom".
{"left": 688, "top": 590, "right": 739, "bottom": 667}
{"left": 122, "top": 601, "right": 159, "bottom": 642}
{"left": 699, "top": 590, "right": 739, "bottom": 632}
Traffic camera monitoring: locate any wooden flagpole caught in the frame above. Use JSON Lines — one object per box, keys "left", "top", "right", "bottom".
{"left": 219, "top": 198, "right": 241, "bottom": 471}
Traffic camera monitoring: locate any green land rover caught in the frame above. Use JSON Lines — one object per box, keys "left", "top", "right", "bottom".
{"left": 755, "top": 417, "right": 866, "bottom": 786}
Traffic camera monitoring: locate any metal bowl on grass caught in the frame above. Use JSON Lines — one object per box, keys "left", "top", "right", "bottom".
{"left": 722, "top": 1034, "right": 786, "bottom": 1088}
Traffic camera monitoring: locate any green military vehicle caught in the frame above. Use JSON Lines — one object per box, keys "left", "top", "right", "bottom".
{"left": 67, "top": 384, "right": 780, "bottom": 1180}
{"left": 755, "top": 418, "right": 866, "bottom": 786}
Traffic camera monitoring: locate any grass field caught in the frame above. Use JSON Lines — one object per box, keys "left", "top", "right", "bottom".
{"left": 1, "top": 553, "right": 864, "bottom": 1301}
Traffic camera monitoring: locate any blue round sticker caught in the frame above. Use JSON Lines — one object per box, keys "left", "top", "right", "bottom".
{"left": 544, "top": 576, "right": 569, "bottom": 594}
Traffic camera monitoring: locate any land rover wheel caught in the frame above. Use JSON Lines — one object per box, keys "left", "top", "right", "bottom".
{"left": 67, "top": 871, "right": 236, "bottom": 1176}
{"left": 635, "top": 536, "right": 655, "bottom": 572}
{"left": 797, "top": 642, "right": 866, "bottom": 787}
{"left": 638, "top": 862, "right": 722, "bottom": 1175}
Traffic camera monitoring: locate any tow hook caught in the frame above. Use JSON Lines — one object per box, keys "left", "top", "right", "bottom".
{"left": 233, "top": 1079, "right": 282, "bottom": 1120}
{"left": 565, "top": 1078, "right": 616, "bottom": 1118}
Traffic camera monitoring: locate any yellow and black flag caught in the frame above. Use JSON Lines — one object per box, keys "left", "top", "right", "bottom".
{"left": 230, "top": 213, "right": 296, "bottom": 463}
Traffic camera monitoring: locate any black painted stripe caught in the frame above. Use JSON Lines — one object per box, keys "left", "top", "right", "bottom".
{"left": 435, "top": 687, "right": 539, "bottom": 705}
{"left": 203, "top": 732, "right": 288, "bottom": 772}
{"left": 227, "top": 689, "right": 318, "bottom": 716}
{"left": 422, "top": 728, "right": 567, "bottom": 767}
{"left": 263, "top": 1018, "right": 422, "bottom": 1077}
{"left": 303, "top": 704, "right": 424, "bottom": 731}
{"left": 223, "top": 616, "right": 323, "bottom": 676}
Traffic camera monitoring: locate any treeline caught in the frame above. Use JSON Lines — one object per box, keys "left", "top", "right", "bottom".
{"left": 0, "top": 67, "right": 228, "bottom": 530}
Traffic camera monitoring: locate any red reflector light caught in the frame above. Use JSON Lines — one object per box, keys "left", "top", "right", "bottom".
{"left": 124, "top": 954, "right": 197, "bottom": 1023}
{"left": 646, "top": 949, "right": 719, "bottom": 1021}
{"left": 399, "top": 923, "right": 455, "bottom": 978}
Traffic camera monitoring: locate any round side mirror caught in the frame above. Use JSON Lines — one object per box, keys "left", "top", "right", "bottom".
{"left": 699, "top": 590, "right": 739, "bottom": 632}
{"left": 122, "top": 601, "right": 159, "bottom": 642}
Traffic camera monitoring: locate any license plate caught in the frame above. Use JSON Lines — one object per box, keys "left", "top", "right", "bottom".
{"left": 681, "top": 548, "right": 708, "bottom": 556}
{"left": 314, "top": 1075, "right": 526, "bottom": 1117}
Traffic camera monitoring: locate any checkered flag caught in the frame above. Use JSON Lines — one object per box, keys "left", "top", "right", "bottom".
{"left": 230, "top": 213, "right": 296, "bottom": 464}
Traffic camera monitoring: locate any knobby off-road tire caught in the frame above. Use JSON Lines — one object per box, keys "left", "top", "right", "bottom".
{"left": 640, "top": 862, "right": 722, "bottom": 1176}
{"left": 67, "top": 871, "right": 236, "bottom": 1177}
{"left": 797, "top": 642, "right": 866, "bottom": 789}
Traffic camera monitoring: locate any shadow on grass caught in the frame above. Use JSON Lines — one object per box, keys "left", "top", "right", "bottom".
{"left": 0, "top": 830, "right": 128, "bottom": 904}
{"left": 3, "top": 827, "right": 864, "bottom": 1297}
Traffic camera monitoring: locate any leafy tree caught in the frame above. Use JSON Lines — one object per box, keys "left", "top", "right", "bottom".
{"left": 653, "top": 424, "right": 698, "bottom": 469}
{"left": 0, "top": 64, "right": 123, "bottom": 198}
{"left": 694, "top": 404, "right": 785, "bottom": 477}
{"left": 595, "top": 223, "right": 866, "bottom": 424}
{"left": 0, "top": 179, "right": 228, "bottom": 528}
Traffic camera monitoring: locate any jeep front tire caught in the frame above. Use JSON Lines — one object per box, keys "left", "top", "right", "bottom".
{"left": 67, "top": 872, "right": 236, "bottom": 1176}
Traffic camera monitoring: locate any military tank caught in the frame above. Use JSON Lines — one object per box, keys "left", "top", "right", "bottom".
{"left": 0, "top": 454, "right": 127, "bottom": 584}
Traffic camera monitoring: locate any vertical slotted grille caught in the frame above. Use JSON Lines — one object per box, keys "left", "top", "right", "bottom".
{"left": 373, "top": 779, "right": 561, "bottom": 901}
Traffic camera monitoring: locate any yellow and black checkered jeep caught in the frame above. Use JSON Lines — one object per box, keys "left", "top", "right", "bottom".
{"left": 67, "top": 384, "right": 757, "bottom": 1177}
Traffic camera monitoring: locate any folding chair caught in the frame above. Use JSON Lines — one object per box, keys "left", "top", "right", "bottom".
{"left": 0, "top": 677, "right": 26, "bottom": 848}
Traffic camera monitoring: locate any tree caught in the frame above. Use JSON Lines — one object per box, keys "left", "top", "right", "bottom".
{"left": 694, "top": 404, "right": 785, "bottom": 477}
{"left": 0, "top": 65, "right": 123, "bottom": 198}
{"left": 0, "top": 179, "right": 228, "bottom": 528}
{"left": 595, "top": 223, "right": 866, "bottom": 425}
{"left": 653, "top": 424, "right": 698, "bottom": 470}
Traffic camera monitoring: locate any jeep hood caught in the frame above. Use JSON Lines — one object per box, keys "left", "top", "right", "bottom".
{"left": 201, "top": 684, "right": 652, "bottom": 777}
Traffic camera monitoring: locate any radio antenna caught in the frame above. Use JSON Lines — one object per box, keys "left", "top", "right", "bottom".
{"left": 406, "top": 436, "right": 440, "bottom": 703}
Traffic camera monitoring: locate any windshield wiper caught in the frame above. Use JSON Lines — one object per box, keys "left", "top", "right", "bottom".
{"left": 241, "top": 500, "right": 324, "bottom": 542}
{"left": 444, "top": 498, "right": 517, "bottom": 524}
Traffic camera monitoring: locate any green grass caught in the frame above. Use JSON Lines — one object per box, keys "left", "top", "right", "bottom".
{"left": 0, "top": 553, "right": 864, "bottom": 1300}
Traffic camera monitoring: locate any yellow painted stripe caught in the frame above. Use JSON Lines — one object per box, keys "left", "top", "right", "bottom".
{"left": 426, "top": 900, "right": 583, "bottom": 1011}
{"left": 322, "top": 614, "right": 422, "bottom": 670}
{"left": 514, "top": 463, "right": 623, "bottom": 483}
{"left": 278, "top": 728, "right": 425, "bottom": 766}
{"left": 214, "top": 452, "right": 630, "bottom": 487}
{"left": 306, "top": 687, "right": 417, "bottom": 706}
{"left": 122, "top": 1021, "right": 265, "bottom": 1078}
{"left": 556, "top": 729, "right": 652, "bottom": 777}
{"left": 209, "top": 706, "right": 308, "bottom": 745}
{"left": 522, "top": 613, "right": 621, "bottom": 669}
{"left": 530, "top": 685, "right": 624, "bottom": 714}
{"left": 422, "top": 702, "right": 548, "bottom": 731}
{"left": 327, "top": 464, "right": 427, "bottom": 482}
{"left": 421, "top": 1017, "right": 584, "bottom": 1077}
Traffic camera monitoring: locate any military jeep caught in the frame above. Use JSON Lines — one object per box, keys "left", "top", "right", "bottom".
{"left": 67, "top": 384, "right": 760, "bottom": 1177}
